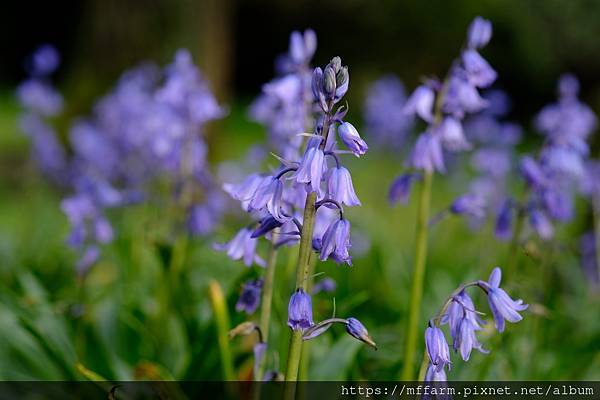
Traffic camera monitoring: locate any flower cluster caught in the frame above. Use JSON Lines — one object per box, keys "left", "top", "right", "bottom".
{"left": 18, "top": 47, "right": 226, "bottom": 274}
{"left": 424, "top": 267, "right": 527, "bottom": 381}
{"left": 219, "top": 36, "right": 375, "bottom": 370}
{"left": 249, "top": 30, "right": 317, "bottom": 160}
{"left": 17, "top": 45, "right": 69, "bottom": 185}
{"left": 221, "top": 54, "right": 367, "bottom": 269}
{"left": 501, "top": 75, "right": 597, "bottom": 241}
{"left": 390, "top": 16, "right": 497, "bottom": 204}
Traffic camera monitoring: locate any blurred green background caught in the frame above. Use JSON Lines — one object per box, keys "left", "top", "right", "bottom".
{"left": 0, "top": 0, "right": 599, "bottom": 381}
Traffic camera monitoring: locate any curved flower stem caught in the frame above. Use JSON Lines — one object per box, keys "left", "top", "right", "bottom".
{"left": 285, "top": 191, "right": 318, "bottom": 382}
{"left": 401, "top": 169, "right": 433, "bottom": 380}
{"left": 416, "top": 282, "right": 481, "bottom": 381}
{"left": 256, "top": 230, "right": 279, "bottom": 381}
{"left": 208, "top": 279, "right": 235, "bottom": 381}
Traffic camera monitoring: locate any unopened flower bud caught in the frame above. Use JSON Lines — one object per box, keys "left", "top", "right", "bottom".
{"left": 323, "top": 66, "right": 337, "bottom": 99}
{"left": 328, "top": 56, "right": 342, "bottom": 73}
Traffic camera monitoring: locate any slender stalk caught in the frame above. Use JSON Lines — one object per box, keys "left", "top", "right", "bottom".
{"left": 298, "top": 255, "right": 317, "bottom": 381}
{"left": 285, "top": 104, "right": 333, "bottom": 383}
{"left": 285, "top": 191, "right": 318, "bottom": 381}
{"left": 256, "top": 230, "right": 279, "bottom": 380}
{"left": 208, "top": 279, "right": 235, "bottom": 381}
{"left": 400, "top": 170, "right": 433, "bottom": 380}
{"left": 506, "top": 207, "right": 525, "bottom": 278}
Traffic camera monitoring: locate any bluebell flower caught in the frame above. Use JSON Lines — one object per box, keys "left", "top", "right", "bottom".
{"left": 442, "top": 291, "right": 487, "bottom": 361}
{"left": 494, "top": 199, "right": 514, "bottom": 241}
{"left": 295, "top": 139, "right": 326, "bottom": 193}
{"left": 17, "top": 80, "right": 64, "bottom": 117}
{"left": 251, "top": 216, "right": 284, "bottom": 239}
{"left": 436, "top": 117, "right": 471, "bottom": 151}
{"left": 188, "top": 196, "right": 224, "bottom": 237}
{"left": 312, "top": 277, "right": 337, "bottom": 294}
{"left": 541, "top": 188, "right": 573, "bottom": 222}
{"left": 253, "top": 342, "right": 267, "bottom": 378}
{"left": 248, "top": 176, "right": 288, "bottom": 222}
{"left": 425, "top": 323, "right": 452, "bottom": 372}
{"left": 75, "top": 246, "right": 100, "bottom": 276}
{"left": 289, "top": 29, "right": 317, "bottom": 65}
{"left": 519, "top": 156, "right": 549, "bottom": 189}
{"left": 327, "top": 166, "right": 361, "bottom": 207}
{"left": 467, "top": 16, "right": 492, "bottom": 49}
{"left": 345, "top": 317, "right": 377, "bottom": 349}
{"left": 223, "top": 173, "right": 265, "bottom": 211}
{"left": 443, "top": 74, "right": 489, "bottom": 118}
{"left": 389, "top": 173, "right": 420, "bottom": 205}
{"left": 19, "top": 115, "right": 68, "bottom": 184}
{"left": 318, "top": 218, "right": 352, "bottom": 265}
{"left": 424, "top": 362, "right": 447, "bottom": 382}
{"left": 481, "top": 267, "right": 528, "bottom": 333}
{"left": 214, "top": 228, "right": 265, "bottom": 267}
{"left": 287, "top": 288, "right": 314, "bottom": 330}
{"left": 462, "top": 49, "right": 497, "bottom": 88}
{"left": 403, "top": 85, "right": 435, "bottom": 123}
{"left": 338, "top": 122, "right": 368, "bottom": 157}
{"left": 26, "top": 44, "right": 60, "bottom": 77}
{"left": 410, "top": 132, "right": 445, "bottom": 173}
{"left": 529, "top": 208, "right": 554, "bottom": 240}
{"left": 363, "top": 75, "right": 414, "bottom": 148}
{"left": 450, "top": 194, "right": 486, "bottom": 219}
{"left": 236, "top": 279, "right": 263, "bottom": 314}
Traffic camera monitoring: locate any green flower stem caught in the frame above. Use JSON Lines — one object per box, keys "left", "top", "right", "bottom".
{"left": 416, "top": 282, "right": 481, "bottom": 381}
{"left": 506, "top": 207, "right": 525, "bottom": 278}
{"left": 401, "top": 169, "right": 433, "bottom": 380}
{"left": 285, "top": 191, "right": 318, "bottom": 382}
{"left": 208, "top": 279, "right": 235, "bottom": 381}
{"left": 298, "top": 256, "right": 317, "bottom": 381}
{"left": 256, "top": 230, "right": 279, "bottom": 381}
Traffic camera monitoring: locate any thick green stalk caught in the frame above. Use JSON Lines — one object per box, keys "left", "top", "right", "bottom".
{"left": 256, "top": 231, "right": 279, "bottom": 380}
{"left": 400, "top": 170, "right": 433, "bottom": 381}
{"left": 285, "top": 191, "right": 318, "bottom": 382}
{"left": 208, "top": 279, "right": 235, "bottom": 381}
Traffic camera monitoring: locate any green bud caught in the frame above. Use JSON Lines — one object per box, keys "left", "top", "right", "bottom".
{"left": 336, "top": 66, "right": 348, "bottom": 87}
{"left": 328, "top": 56, "right": 342, "bottom": 73}
{"left": 323, "top": 66, "right": 337, "bottom": 98}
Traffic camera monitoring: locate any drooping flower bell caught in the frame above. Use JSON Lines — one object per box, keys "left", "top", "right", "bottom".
{"left": 318, "top": 218, "right": 352, "bottom": 265}
{"left": 480, "top": 267, "right": 528, "bottom": 333}
{"left": 295, "top": 138, "right": 326, "bottom": 194}
{"left": 345, "top": 317, "right": 377, "bottom": 349}
{"left": 338, "top": 122, "right": 368, "bottom": 157}
{"left": 236, "top": 279, "right": 263, "bottom": 314}
{"left": 327, "top": 166, "right": 361, "bottom": 207}
{"left": 425, "top": 323, "right": 452, "bottom": 372}
{"left": 287, "top": 288, "right": 314, "bottom": 330}
{"left": 442, "top": 291, "right": 487, "bottom": 361}
{"left": 214, "top": 228, "right": 265, "bottom": 267}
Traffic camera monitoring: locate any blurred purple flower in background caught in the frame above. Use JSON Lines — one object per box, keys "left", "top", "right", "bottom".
{"left": 362, "top": 75, "right": 414, "bottom": 148}
{"left": 236, "top": 279, "right": 264, "bottom": 314}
